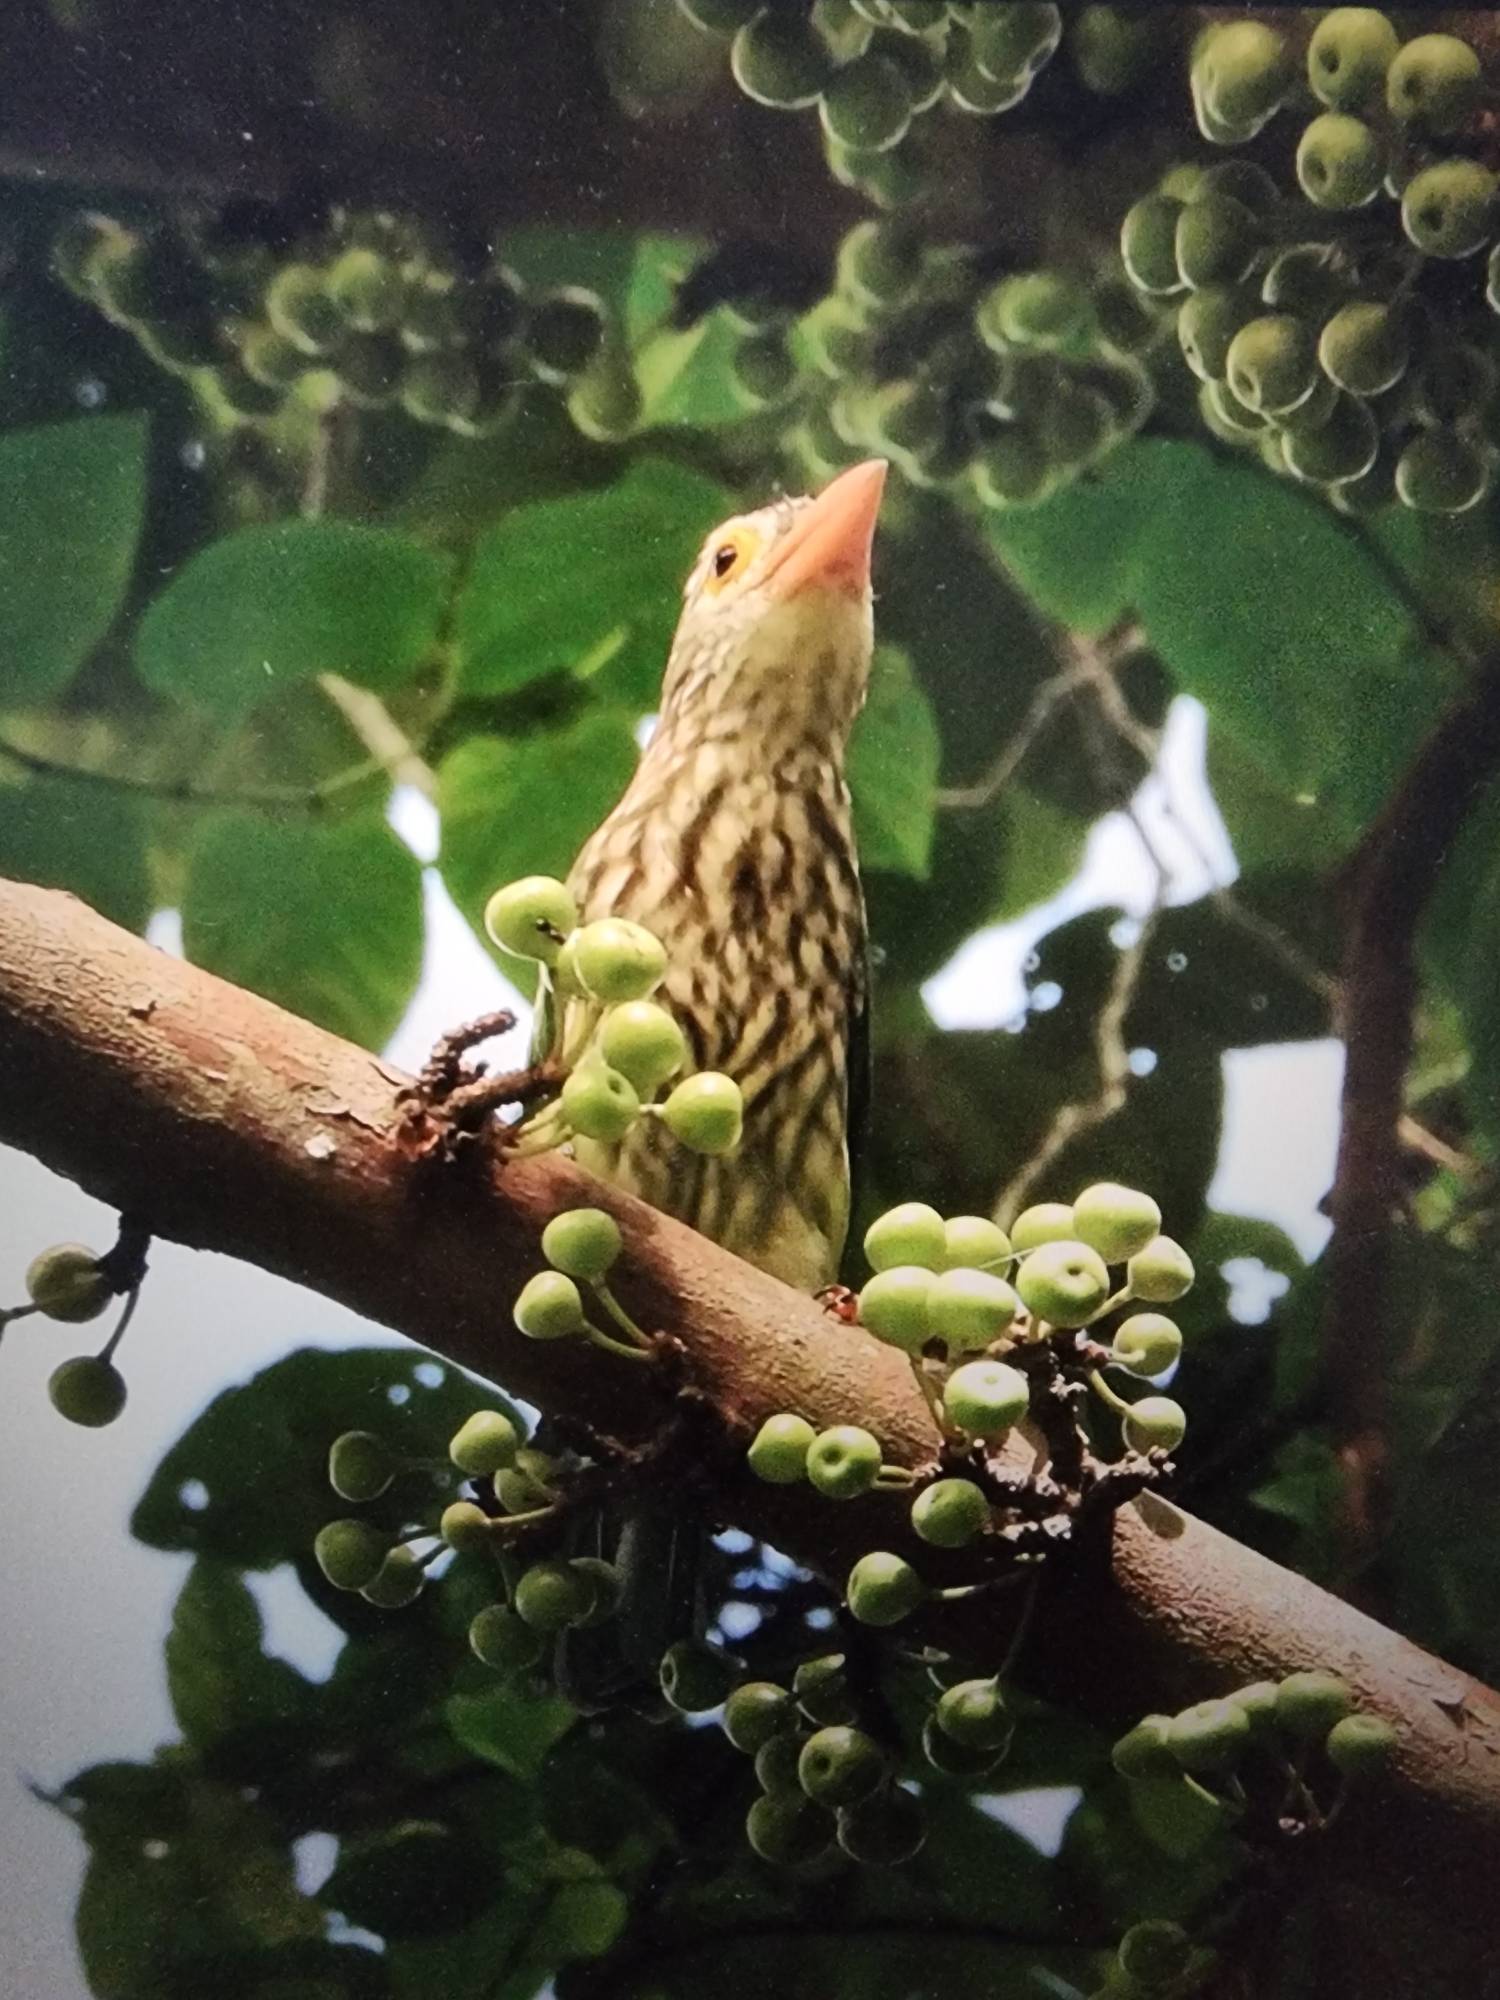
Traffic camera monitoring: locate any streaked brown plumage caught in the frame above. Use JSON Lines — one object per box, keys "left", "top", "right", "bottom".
{"left": 557, "top": 459, "right": 886, "bottom": 1291}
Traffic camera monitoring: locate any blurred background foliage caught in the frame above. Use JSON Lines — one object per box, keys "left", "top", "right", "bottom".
{"left": 5, "top": 2, "right": 1500, "bottom": 1994}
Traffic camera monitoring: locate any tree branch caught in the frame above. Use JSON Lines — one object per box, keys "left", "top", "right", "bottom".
{"left": 2, "top": 877, "right": 1499, "bottom": 1993}
{"left": 1322, "top": 663, "right": 1500, "bottom": 1573}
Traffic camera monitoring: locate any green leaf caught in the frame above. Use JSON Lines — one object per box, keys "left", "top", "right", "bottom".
{"left": 135, "top": 520, "right": 452, "bottom": 722}
{"left": 454, "top": 457, "right": 730, "bottom": 707}
{"left": 0, "top": 413, "right": 146, "bottom": 702}
{"left": 993, "top": 785, "right": 1091, "bottom": 919}
{"left": 180, "top": 809, "right": 423, "bottom": 1048}
{"left": 437, "top": 710, "right": 640, "bottom": 949}
{"left": 132, "top": 1346, "right": 512, "bottom": 1569}
{"left": 445, "top": 1684, "right": 577, "bottom": 1783}
{"left": 165, "top": 1561, "right": 314, "bottom": 1748}
{"left": 850, "top": 646, "right": 940, "bottom": 878}
{"left": 984, "top": 447, "right": 1149, "bottom": 634}
{"left": 0, "top": 772, "right": 151, "bottom": 929}
{"left": 322, "top": 1822, "right": 499, "bottom": 1939}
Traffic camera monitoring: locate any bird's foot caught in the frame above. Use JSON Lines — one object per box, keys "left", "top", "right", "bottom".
{"left": 816, "top": 1283, "right": 861, "bottom": 1324}
{"left": 394, "top": 1010, "right": 561, "bottom": 1161}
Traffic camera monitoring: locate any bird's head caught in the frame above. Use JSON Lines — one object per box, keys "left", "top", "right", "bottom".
{"left": 656, "top": 458, "right": 887, "bottom": 749}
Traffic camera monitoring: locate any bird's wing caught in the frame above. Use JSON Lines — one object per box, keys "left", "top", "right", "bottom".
{"left": 844, "top": 932, "right": 872, "bottom": 1262}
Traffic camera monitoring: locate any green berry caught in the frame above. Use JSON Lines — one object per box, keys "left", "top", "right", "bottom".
{"left": 527, "top": 287, "right": 608, "bottom": 382}
{"left": 971, "top": 428, "right": 1051, "bottom": 507}
{"left": 1118, "top": 1918, "right": 1194, "bottom": 1988}
{"left": 514, "top": 1559, "right": 594, "bottom": 1632}
{"left": 568, "top": 348, "right": 644, "bottom": 443}
{"left": 836, "top": 1787, "right": 926, "bottom": 1864}
{"left": 1175, "top": 194, "right": 1260, "bottom": 290}
{"left": 978, "top": 270, "right": 1092, "bottom": 351}
{"left": 969, "top": 2, "right": 1061, "bottom": 81}
{"left": 836, "top": 218, "right": 922, "bottom": 309}
{"left": 513, "top": 1270, "right": 588, "bottom": 1341}
{"left": 47, "top": 1355, "right": 127, "bottom": 1428}
{"left": 26, "top": 1244, "right": 111, "bottom": 1322}
{"left": 1297, "top": 113, "right": 1383, "bottom": 209}
{"left": 945, "top": 35, "right": 1031, "bottom": 117}
{"left": 1041, "top": 381, "right": 1115, "bottom": 469}
{"left": 820, "top": 53, "right": 913, "bottom": 153}
{"left": 265, "top": 263, "right": 343, "bottom": 355}
{"left": 1197, "top": 159, "right": 1280, "bottom": 213}
{"left": 1009, "top": 1202, "right": 1076, "bottom": 1251}
{"left": 239, "top": 325, "right": 311, "bottom": 389}
{"left": 1121, "top": 195, "right": 1187, "bottom": 296}
{"left": 541, "top": 1207, "right": 623, "bottom": 1282}
{"left": 314, "top": 1519, "right": 389, "bottom": 1591}
{"left": 1167, "top": 1696, "right": 1252, "bottom": 1774}
{"left": 660, "top": 1071, "right": 743, "bottom": 1154}
{"left": 745, "top": 1792, "right": 835, "bottom": 1864}
{"left": 1177, "top": 285, "right": 1256, "bottom": 384}
{"left": 659, "top": 1637, "right": 735, "bottom": 1713}
{"left": 469, "top": 1603, "right": 545, "bottom": 1673}
{"left": 1228, "top": 1679, "right": 1280, "bottom": 1733}
{"left": 1225, "top": 315, "right": 1319, "bottom": 416}
{"left": 911, "top": 1476, "right": 989, "bottom": 1549}
{"left": 858, "top": 1265, "right": 933, "bottom": 1353}
{"left": 1275, "top": 1670, "right": 1355, "bottom": 1741}
{"left": 1193, "top": 20, "right": 1293, "bottom": 130}
{"left": 1071, "top": 1182, "right": 1163, "bottom": 1263}
{"left": 1199, "top": 378, "right": 1266, "bottom": 444}
{"left": 1281, "top": 392, "right": 1380, "bottom": 487}
{"left": 1122, "top": 1394, "right": 1187, "bottom": 1454}
{"left": 755, "top": 1731, "right": 808, "bottom": 1795}
{"left": 1387, "top": 32, "right": 1482, "bottom": 133}
{"left": 1127, "top": 1235, "right": 1196, "bottom": 1303}
{"left": 1110, "top": 1313, "right": 1183, "bottom": 1378}
{"left": 570, "top": 1556, "right": 624, "bottom": 1627}
{"left": 326, "top": 246, "right": 403, "bottom": 332}
{"left": 1308, "top": 10, "right": 1398, "bottom": 111}
{"left": 865, "top": 1201, "right": 945, "bottom": 1272}
{"left": 496, "top": 1466, "right": 548, "bottom": 1514}
{"left": 943, "top": 1358, "right": 1030, "bottom": 1439}
{"left": 676, "top": 0, "right": 760, "bottom": 32}
{"left": 439, "top": 1500, "right": 495, "bottom": 1557}
{"left": 1015, "top": 1239, "right": 1111, "bottom": 1327}
{"left": 798, "top": 1725, "right": 887, "bottom": 1808}
{"left": 1401, "top": 159, "right": 1496, "bottom": 259}
{"left": 1318, "top": 300, "right": 1410, "bottom": 396}
{"left": 401, "top": 352, "right": 481, "bottom": 430}
{"left": 940, "top": 1216, "right": 1012, "bottom": 1272}
{"left": 868, "top": 28, "right": 945, "bottom": 116}
{"left": 450, "top": 1409, "right": 522, "bottom": 1477}
{"left": 1326, "top": 1711, "right": 1398, "bottom": 1778}
{"left": 748, "top": 1412, "right": 817, "bottom": 1484}
{"left": 1262, "top": 242, "right": 1350, "bottom": 318}
{"left": 1093, "top": 280, "right": 1164, "bottom": 358}
{"left": 794, "top": 1653, "right": 857, "bottom": 1726}
{"left": 724, "top": 1680, "right": 796, "bottom": 1752}
{"left": 926, "top": 1268, "right": 1019, "bottom": 1352}
{"left": 483, "top": 876, "right": 578, "bottom": 964}
{"left": 561, "top": 1064, "right": 641, "bottom": 1146}
{"left": 1071, "top": 5, "right": 1161, "bottom": 96}
{"left": 1111, "top": 1713, "right": 1176, "bottom": 1778}
{"left": 1395, "top": 428, "right": 1492, "bottom": 514}
{"left": 328, "top": 1430, "right": 395, "bottom": 1503}
{"left": 936, "top": 1677, "right": 1011, "bottom": 1752}
{"left": 846, "top": 1550, "right": 925, "bottom": 1626}
{"left": 806, "top": 1425, "right": 884, "bottom": 1500}
{"left": 572, "top": 917, "right": 667, "bottom": 1002}
{"left": 359, "top": 1545, "right": 427, "bottom": 1610}
{"left": 732, "top": 330, "right": 798, "bottom": 408}
{"left": 730, "top": 11, "right": 832, "bottom": 108}
{"left": 1411, "top": 342, "right": 1495, "bottom": 426}
{"left": 921, "top": 1710, "right": 1008, "bottom": 1776}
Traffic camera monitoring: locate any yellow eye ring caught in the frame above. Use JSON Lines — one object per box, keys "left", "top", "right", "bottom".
{"left": 703, "top": 524, "right": 760, "bottom": 593}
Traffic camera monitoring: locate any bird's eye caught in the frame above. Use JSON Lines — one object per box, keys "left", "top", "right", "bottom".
{"left": 702, "top": 525, "right": 759, "bottom": 594}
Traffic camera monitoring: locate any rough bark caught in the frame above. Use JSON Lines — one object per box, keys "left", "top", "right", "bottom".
{"left": 1, "top": 875, "right": 1498, "bottom": 1995}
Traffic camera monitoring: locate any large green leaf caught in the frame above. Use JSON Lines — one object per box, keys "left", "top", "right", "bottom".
{"left": 849, "top": 645, "right": 940, "bottom": 878}
{"left": 445, "top": 1683, "right": 578, "bottom": 1783}
{"left": 165, "top": 1561, "right": 314, "bottom": 1749}
{"left": 180, "top": 809, "right": 423, "bottom": 1048}
{"left": 437, "top": 709, "right": 640, "bottom": 948}
{"left": 0, "top": 771, "right": 151, "bottom": 929}
{"left": 135, "top": 520, "right": 452, "bottom": 722}
{"left": 453, "top": 457, "right": 730, "bottom": 708}
{"left": 0, "top": 413, "right": 147, "bottom": 702}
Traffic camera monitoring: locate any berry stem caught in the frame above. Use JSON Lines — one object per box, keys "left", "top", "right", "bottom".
{"left": 874, "top": 1464, "right": 916, "bottom": 1488}
{"left": 1083, "top": 1285, "right": 1133, "bottom": 1328}
{"left": 909, "top": 1356, "right": 954, "bottom": 1441}
{"left": 510, "top": 1103, "right": 571, "bottom": 1155}
{"left": 1089, "top": 1366, "right": 1133, "bottom": 1418}
{"left": 997, "top": 1572, "right": 1041, "bottom": 1680}
{"left": 581, "top": 1318, "right": 653, "bottom": 1364}
{"left": 492, "top": 1503, "right": 559, "bottom": 1530}
{"left": 98, "top": 1284, "right": 143, "bottom": 1366}
{"left": 591, "top": 1279, "right": 652, "bottom": 1349}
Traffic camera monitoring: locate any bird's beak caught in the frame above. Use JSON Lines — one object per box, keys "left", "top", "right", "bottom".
{"left": 761, "top": 458, "right": 888, "bottom": 602}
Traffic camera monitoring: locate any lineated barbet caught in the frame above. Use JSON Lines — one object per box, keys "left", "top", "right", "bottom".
{"left": 544, "top": 457, "right": 888, "bottom": 1702}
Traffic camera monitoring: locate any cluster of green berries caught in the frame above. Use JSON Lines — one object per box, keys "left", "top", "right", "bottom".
{"left": 781, "top": 206, "right": 1157, "bottom": 509}
{"left": 52, "top": 205, "right": 640, "bottom": 444}
{"left": 513, "top": 1206, "right": 660, "bottom": 1363}
{"left": 314, "top": 1402, "right": 622, "bottom": 1648}
{"left": 1131, "top": 14, "right": 1500, "bottom": 515}
{"left": 484, "top": 876, "right": 744, "bottom": 1159}
{"left": 1113, "top": 1669, "right": 1399, "bottom": 1848}
{"left": 678, "top": 1, "right": 1064, "bottom": 211}
{"left": 13, "top": 1243, "right": 132, "bottom": 1429}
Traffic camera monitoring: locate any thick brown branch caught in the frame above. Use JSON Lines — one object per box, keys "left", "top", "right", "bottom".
{"left": 1323, "top": 663, "right": 1500, "bottom": 1567}
{"left": 1, "top": 878, "right": 1499, "bottom": 1994}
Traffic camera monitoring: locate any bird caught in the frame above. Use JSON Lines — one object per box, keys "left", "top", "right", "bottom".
{"left": 542, "top": 456, "right": 887, "bottom": 1704}
{"left": 554, "top": 455, "right": 886, "bottom": 1293}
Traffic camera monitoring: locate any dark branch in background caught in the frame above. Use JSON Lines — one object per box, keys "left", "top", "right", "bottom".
{"left": 1323, "top": 656, "right": 1500, "bottom": 1575}
{"left": 2, "top": 878, "right": 1500, "bottom": 1995}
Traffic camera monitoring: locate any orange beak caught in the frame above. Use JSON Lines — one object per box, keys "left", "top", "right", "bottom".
{"left": 762, "top": 458, "right": 887, "bottom": 602}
